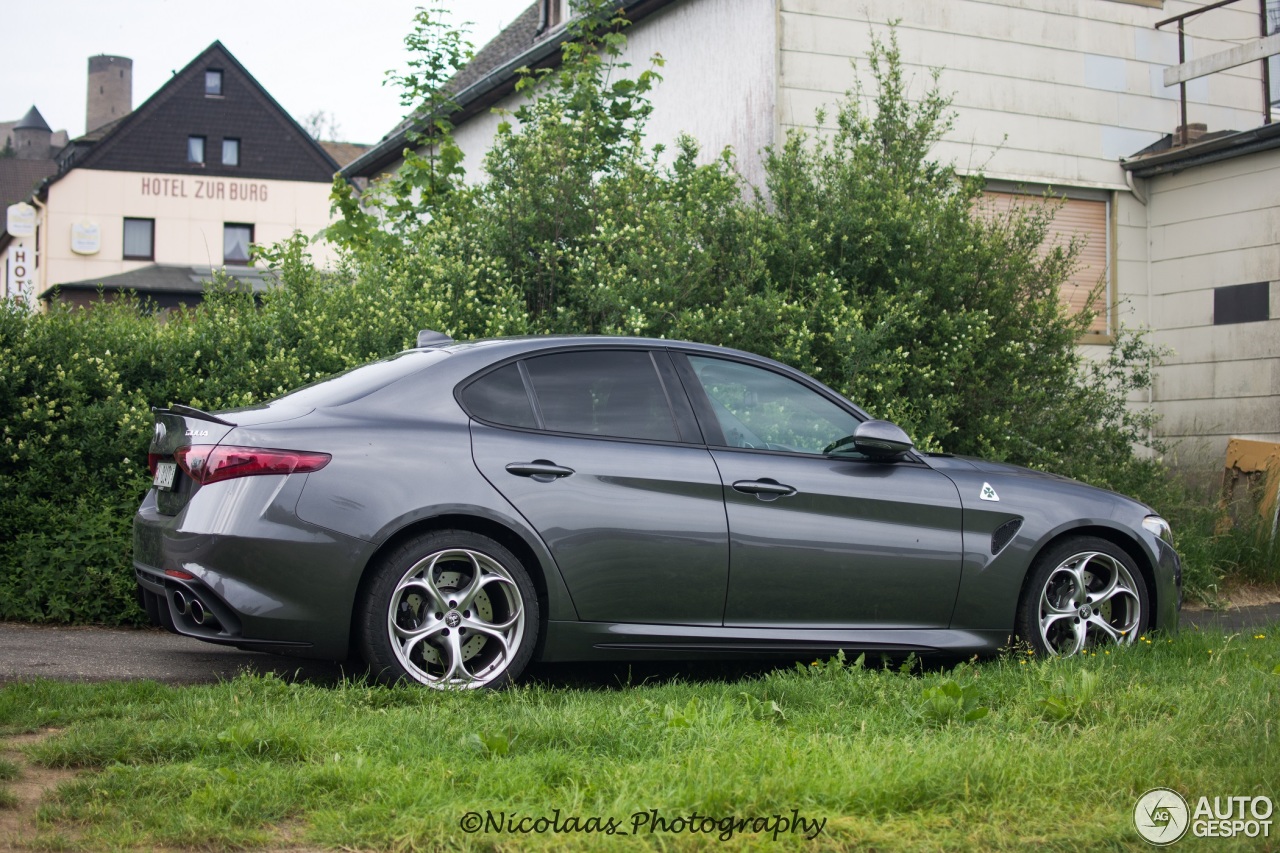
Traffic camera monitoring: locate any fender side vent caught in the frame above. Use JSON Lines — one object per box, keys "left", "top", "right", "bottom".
{"left": 991, "top": 519, "right": 1023, "bottom": 555}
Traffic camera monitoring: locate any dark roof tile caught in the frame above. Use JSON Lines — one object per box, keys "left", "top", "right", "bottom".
{"left": 0, "top": 159, "right": 57, "bottom": 209}
{"left": 54, "top": 263, "right": 278, "bottom": 294}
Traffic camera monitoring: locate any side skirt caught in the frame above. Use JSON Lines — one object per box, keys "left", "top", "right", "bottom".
{"left": 537, "top": 621, "right": 1008, "bottom": 663}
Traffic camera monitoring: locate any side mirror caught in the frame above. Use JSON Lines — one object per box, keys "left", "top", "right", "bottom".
{"left": 852, "top": 419, "right": 914, "bottom": 460}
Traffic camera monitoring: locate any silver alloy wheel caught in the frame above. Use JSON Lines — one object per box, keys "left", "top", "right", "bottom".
{"left": 386, "top": 547, "right": 526, "bottom": 688}
{"left": 1038, "top": 550, "right": 1142, "bottom": 656}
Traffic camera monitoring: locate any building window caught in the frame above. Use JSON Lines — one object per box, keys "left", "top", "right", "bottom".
{"left": 979, "top": 191, "right": 1111, "bottom": 337}
{"left": 187, "top": 135, "right": 205, "bottom": 164}
{"left": 540, "top": 0, "right": 568, "bottom": 31}
{"left": 205, "top": 70, "right": 223, "bottom": 96}
{"left": 223, "top": 223, "right": 253, "bottom": 264}
{"left": 123, "top": 218, "right": 154, "bottom": 260}
{"left": 222, "top": 138, "right": 240, "bottom": 166}
{"left": 1214, "top": 282, "right": 1270, "bottom": 325}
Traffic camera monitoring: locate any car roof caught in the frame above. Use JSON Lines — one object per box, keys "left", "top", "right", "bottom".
{"left": 428, "top": 334, "right": 767, "bottom": 362}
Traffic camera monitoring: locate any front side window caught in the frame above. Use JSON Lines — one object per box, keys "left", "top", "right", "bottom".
{"left": 524, "top": 350, "right": 679, "bottom": 442}
{"left": 187, "top": 135, "right": 205, "bottom": 164}
{"left": 686, "top": 356, "right": 860, "bottom": 454}
{"left": 123, "top": 217, "right": 154, "bottom": 260}
{"left": 222, "top": 138, "right": 240, "bottom": 166}
{"left": 223, "top": 223, "right": 253, "bottom": 264}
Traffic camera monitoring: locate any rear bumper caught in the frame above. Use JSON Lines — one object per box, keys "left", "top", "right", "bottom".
{"left": 132, "top": 478, "right": 375, "bottom": 661}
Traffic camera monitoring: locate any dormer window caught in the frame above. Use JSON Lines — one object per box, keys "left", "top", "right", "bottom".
{"left": 205, "top": 69, "right": 223, "bottom": 96}
{"left": 540, "top": 0, "right": 568, "bottom": 32}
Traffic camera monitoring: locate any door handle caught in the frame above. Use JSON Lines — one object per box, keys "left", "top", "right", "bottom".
{"left": 505, "top": 460, "right": 575, "bottom": 482}
{"left": 731, "top": 478, "right": 797, "bottom": 500}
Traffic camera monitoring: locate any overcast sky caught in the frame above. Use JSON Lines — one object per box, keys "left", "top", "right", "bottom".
{"left": 1, "top": 0, "right": 533, "bottom": 144}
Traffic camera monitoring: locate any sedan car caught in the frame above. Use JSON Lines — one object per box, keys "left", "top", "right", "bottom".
{"left": 134, "top": 333, "right": 1181, "bottom": 688}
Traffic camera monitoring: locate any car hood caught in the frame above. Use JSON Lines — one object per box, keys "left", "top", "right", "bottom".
{"left": 925, "top": 453, "right": 1153, "bottom": 512}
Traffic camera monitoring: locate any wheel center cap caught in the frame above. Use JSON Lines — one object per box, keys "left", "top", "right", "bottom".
{"left": 445, "top": 610, "right": 462, "bottom": 628}
{"left": 1078, "top": 605, "right": 1092, "bottom": 619}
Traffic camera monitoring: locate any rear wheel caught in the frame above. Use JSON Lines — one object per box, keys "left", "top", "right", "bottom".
{"left": 358, "top": 530, "right": 538, "bottom": 689}
{"left": 1016, "top": 536, "right": 1149, "bottom": 656}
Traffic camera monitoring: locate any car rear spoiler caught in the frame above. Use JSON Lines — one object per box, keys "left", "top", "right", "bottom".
{"left": 154, "top": 404, "right": 237, "bottom": 426}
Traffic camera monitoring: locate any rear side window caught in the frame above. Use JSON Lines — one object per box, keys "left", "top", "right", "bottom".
{"left": 461, "top": 363, "right": 537, "bottom": 428}
{"left": 525, "top": 351, "right": 679, "bottom": 442}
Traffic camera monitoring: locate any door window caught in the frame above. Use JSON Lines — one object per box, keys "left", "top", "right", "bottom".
{"left": 686, "top": 356, "right": 860, "bottom": 454}
{"left": 524, "top": 351, "right": 679, "bottom": 442}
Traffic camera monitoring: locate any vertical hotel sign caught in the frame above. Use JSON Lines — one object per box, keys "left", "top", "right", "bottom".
{"left": 5, "top": 202, "right": 37, "bottom": 306}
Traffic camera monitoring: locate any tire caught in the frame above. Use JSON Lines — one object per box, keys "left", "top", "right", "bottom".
{"left": 1015, "top": 536, "right": 1149, "bottom": 656}
{"left": 357, "top": 530, "right": 539, "bottom": 689}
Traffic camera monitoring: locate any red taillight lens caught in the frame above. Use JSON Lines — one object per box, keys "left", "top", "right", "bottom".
{"left": 147, "top": 453, "right": 161, "bottom": 476}
{"left": 174, "top": 445, "right": 331, "bottom": 486}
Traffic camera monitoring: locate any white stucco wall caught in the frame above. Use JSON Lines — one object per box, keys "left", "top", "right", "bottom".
{"left": 39, "top": 168, "right": 336, "bottom": 293}
{"left": 450, "top": 0, "right": 777, "bottom": 190}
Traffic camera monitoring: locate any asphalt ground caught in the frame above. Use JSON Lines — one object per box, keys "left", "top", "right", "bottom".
{"left": 2, "top": 603, "right": 1278, "bottom": 687}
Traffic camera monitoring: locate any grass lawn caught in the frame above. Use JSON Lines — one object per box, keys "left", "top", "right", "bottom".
{"left": 1, "top": 626, "right": 1278, "bottom": 851}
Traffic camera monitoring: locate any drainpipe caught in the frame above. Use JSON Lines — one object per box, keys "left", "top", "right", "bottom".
{"left": 1125, "top": 170, "right": 1148, "bottom": 206}
{"left": 29, "top": 192, "right": 48, "bottom": 309}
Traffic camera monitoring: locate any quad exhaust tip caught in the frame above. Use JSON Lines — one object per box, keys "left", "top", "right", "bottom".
{"left": 171, "top": 588, "right": 216, "bottom": 627}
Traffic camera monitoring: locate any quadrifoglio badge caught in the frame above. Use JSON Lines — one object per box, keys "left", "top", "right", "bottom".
{"left": 1134, "top": 788, "right": 1274, "bottom": 845}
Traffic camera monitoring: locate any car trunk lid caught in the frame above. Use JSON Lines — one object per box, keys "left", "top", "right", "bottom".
{"left": 148, "top": 404, "right": 312, "bottom": 515}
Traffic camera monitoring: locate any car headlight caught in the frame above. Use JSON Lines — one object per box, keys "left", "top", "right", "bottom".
{"left": 1142, "top": 515, "right": 1172, "bottom": 541}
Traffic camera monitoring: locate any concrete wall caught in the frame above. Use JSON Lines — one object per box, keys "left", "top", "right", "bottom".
{"left": 39, "top": 168, "right": 336, "bottom": 292}
{"left": 1139, "top": 148, "right": 1280, "bottom": 462}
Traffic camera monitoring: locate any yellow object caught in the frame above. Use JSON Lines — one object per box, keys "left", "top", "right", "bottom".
{"left": 1218, "top": 439, "right": 1280, "bottom": 540}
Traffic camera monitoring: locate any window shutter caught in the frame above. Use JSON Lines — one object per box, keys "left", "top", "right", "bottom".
{"left": 980, "top": 192, "right": 1110, "bottom": 335}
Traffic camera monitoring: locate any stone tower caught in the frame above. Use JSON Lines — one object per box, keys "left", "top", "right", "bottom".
{"left": 86, "top": 55, "right": 132, "bottom": 134}
{"left": 13, "top": 106, "right": 52, "bottom": 159}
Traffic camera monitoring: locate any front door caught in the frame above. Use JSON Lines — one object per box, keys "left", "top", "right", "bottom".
{"left": 678, "top": 353, "right": 964, "bottom": 629}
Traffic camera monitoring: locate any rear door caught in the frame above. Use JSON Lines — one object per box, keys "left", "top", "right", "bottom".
{"left": 466, "top": 349, "right": 730, "bottom": 625}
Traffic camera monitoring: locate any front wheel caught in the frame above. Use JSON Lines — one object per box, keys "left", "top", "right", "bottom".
{"left": 1015, "top": 536, "right": 1149, "bottom": 656}
{"left": 358, "top": 530, "right": 539, "bottom": 689}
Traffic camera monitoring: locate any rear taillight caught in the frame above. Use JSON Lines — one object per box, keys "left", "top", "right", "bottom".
{"left": 147, "top": 453, "right": 162, "bottom": 476}
{"left": 174, "top": 445, "right": 331, "bottom": 486}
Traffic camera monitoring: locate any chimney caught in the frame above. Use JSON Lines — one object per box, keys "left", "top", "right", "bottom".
{"left": 86, "top": 55, "right": 132, "bottom": 134}
{"left": 1174, "top": 122, "right": 1207, "bottom": 147}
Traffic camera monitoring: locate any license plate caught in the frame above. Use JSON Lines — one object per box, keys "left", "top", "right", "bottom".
{"left": 153, "top": 461, "right": 177, "bottom": 490}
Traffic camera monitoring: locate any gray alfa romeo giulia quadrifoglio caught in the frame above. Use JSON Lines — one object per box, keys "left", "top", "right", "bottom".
{"left": 134, "top": 332, "right": 1181, "bottom": 688}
